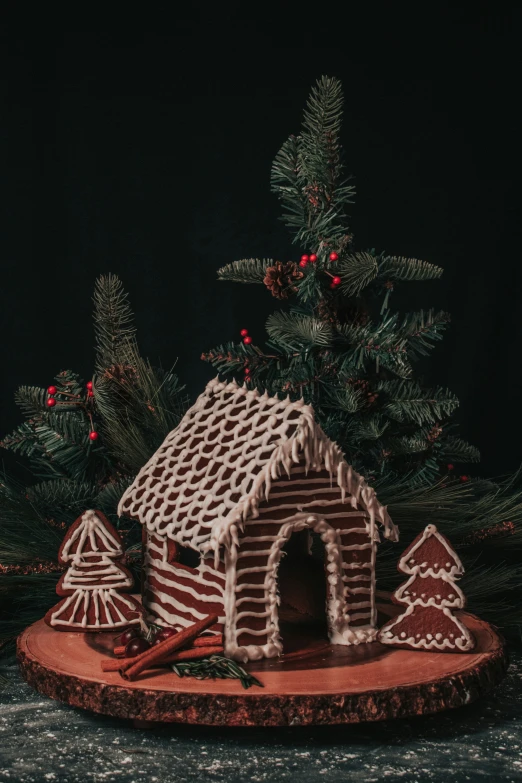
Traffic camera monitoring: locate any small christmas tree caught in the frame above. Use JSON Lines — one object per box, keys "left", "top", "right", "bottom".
{"left": 201, "top": 74, "right": 522, "bottom": 637}
{"left": 0, "top": 275, "right": 187, "bottom": 651}
{"left": 378, "top": 524, "right": 475, "bottom": 652}
{"left": 45, "top": 510, "right": 142, "bottom": 631}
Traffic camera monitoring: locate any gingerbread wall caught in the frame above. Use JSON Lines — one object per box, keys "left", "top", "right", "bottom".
{"left": 233, "top": 465, "right": 376, "bottom": 652}
{"left": 143, "top": 533, "right": 225, "bottom": 634}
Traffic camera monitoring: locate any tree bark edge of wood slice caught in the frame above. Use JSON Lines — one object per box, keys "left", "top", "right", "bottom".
{"left": 16, "top": 609, "right": 509, "bottom": 727}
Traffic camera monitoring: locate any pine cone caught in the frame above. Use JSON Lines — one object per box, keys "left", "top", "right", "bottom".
{"left": 263, "top": 261, "right": 303, "bottom": 299}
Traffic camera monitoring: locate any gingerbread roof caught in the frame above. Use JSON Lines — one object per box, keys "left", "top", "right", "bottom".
{"left": 118, "top": 377, "right": 398, "bottom": 554}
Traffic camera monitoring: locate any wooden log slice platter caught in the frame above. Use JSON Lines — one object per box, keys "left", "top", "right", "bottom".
{"left": 17, "top": 604, "right": 508, "bottom": 727}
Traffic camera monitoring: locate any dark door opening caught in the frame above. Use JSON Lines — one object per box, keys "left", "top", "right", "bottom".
{"left": 277, "top": 529, "right": 329, "bottom": 652}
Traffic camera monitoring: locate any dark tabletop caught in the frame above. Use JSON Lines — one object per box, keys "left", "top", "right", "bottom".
{"left": 1, "top": 651, "right": 521, "bottom": 783}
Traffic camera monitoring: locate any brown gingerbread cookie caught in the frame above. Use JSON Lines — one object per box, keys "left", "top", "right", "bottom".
{"left": 378, "top": 524, "right": 475, "bottom": 652}
{"left": 45, "top": 510, "right": 142, "bottom": 632}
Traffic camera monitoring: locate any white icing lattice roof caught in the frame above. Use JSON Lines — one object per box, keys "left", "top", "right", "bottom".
{"left": 118, "top": 377, "right": 397, "bottom": 553}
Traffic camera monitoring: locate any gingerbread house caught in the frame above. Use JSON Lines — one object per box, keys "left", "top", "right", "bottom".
{"left": 118, "top": 378, "right": 398, "bottom": 662}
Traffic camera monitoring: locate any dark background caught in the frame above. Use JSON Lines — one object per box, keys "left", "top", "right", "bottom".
{"left": 1, "top": 5, "right": 520, "bottom": 477}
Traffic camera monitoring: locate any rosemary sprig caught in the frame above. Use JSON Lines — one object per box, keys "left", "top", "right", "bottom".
{"left": 171, "top": 654, "right": 263, "bottom": 689}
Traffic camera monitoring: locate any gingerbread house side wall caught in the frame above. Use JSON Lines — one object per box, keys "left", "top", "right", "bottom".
{"left": 142, "top": 531, "right": 225, "bottom": 635}
{"left": 225, "top": 465, "right": 378, "bottom": 662}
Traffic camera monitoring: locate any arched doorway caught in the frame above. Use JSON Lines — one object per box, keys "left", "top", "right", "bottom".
{"left": 277, "top": 528, "right": 329, "bottom": 653}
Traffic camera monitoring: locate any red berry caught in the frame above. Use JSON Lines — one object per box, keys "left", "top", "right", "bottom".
{"left": 240, "top": 329, "right": 249, "bottom": 337}
{"left": 300, "top": 254, "right": 309, "bottom": 263}
{"left": 125, "top": 637, "right": 151, "bottom": 657}
{"left": 309, "top": 254, "right": 317, "bottom": 263}
{"left": 299, "top": 259, "right": 308, "bottom": 268}
{"left": 89, "top": 431, "right": 99, "bottom": 441}
{"left": 460, "top": 475, "right": 470, "bottom": 482}
{"left": 243, "top": 336, "right": 252, "bottom": 345}
{"left": 88, "top": 390, "right": 94, "bottom": 397}
{"left": 447, "top": 464, "right": 454, "bottom": 471}
{"left": 154, "top": 627, "right": 178, "bottom": 645}
{"left": 119, "top": 628, "right": 139, "bottom": 646}
{"left": 244, "top": 367, "right": 251, "bottom": 375}
{"left": 332, "top": 276, "right": 341, "bottom": 286}
{"left": 86, "top": 381, "right": 93, "bottom": 390}
{"left": 329, "top": 252, "right": 339, "bottom": 262}
{"left": 47, "top": 398, "right": 57, "bottom": 408}
{"left": 47, "top": 386, "right": 57, "bottom": 395}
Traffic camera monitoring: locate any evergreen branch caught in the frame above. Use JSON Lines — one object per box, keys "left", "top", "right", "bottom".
{"left": 302, "top": 75, "right": 344, "bottom": 140}
{"left": 93, "top": 274, "right": 136, "bottom": 370}
{"left": 438, "top": 436, "right": 481, "bottom": 463}
{"left": 336, "top": 316, "right": 413, "bottom": 377}
{"left": 171, "top": 655, "right": 263, "bottom": 689}
{"left": 0, "top": 422, "right": 41, "bottom": 459}
{"left": 95, "top": 344, "right": 186, "bottom": 475}
{"left": 378, "top": 380, "right": 459, "bottom": 425}
{"left": 322, "top": 386, "right": 365, "bottom": 414}
{"left": 201, "top": 341, "right": 257, "bottom": 374}
{"left": 32, "top": 412, "right": 105, "bottom": 481}
{"left": 388, "top": 434, "right": 431, "bottom": 455}
{"left": 352, "top": 415, "right": 389, "bottom": 442}
{"left": 337, "top": 252, "right": 378, "bottom": 295}
{"left": 271, "top": 77, "right": 354, "bottom": 247}
{"left": 462, "top": 562, "right": 522, "bottom": 622}
{"left": 266, "top": 312, "right": 333, "bottom": 349}
{"left": 26, "top": 480, "right": 97, "bottom": 523}
{"left": 217, "top": 258, "right": 274, "bottom": 284}
{"left": 13, "top": 386, "right": 48, "bottom": 417}
{"left": 378, "top": 255, "right": 443, "bottom": 282}
{"left": 270, "top": 135, "right": 307, "bottom": 234}
{"left": 0, "top": 573, "right": 60, "bottom": 647}
{"left": 399, "top": 309, "right": 451, "bottom": 359}
{"left": 0, "top": 476, "right": 63, "bottom": 564}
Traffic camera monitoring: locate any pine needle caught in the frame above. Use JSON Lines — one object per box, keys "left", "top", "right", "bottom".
{"left": 171, "top": 655, "right": 263, "bottom": 689}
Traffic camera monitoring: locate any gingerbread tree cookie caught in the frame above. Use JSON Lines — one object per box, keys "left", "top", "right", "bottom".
{"left": 45, "top": 510, "right": 142, "bottom": 632}
{"left": 378, "top": 524, "right": 475, "bottom": 652}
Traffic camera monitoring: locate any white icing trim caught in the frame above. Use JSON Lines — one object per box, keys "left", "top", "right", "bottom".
{"left": 378, "top": 604, "right": 474, "bottom": 651}
{"left": 147, "top": 539, "right": 225, "bottom": 593}
{"left": 399, "top": 524, "right": 464, "bottom": 578}
{"left": 394, "top": 572, "right": 466, "bottom": 608}
{"left": 145, "top": 558, "right": 223, "bottom": 604}
{"left": 225, "top": 513, "right": 377, "bottom": 663}
{"left": 61, "top": 556, "right": 133, "bottom": 591}
{"left": 117, "top": 377, "right": 398, "bottom": 553}
{"left": 50, "top": 588, "right": 139, "bottom": 629}
{"left": 61, "top": 510, "right": 123, "bottom": 561}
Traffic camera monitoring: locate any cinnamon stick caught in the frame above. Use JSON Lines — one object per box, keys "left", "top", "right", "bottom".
{"left": 101, "top": 645, "right": 224, "bottom": 673}
{"left": 113, "top": 646, "right": 126, "bottom": 657}
{"left": 192, "top": 634, "right": 222, "bottom": 648}
{"left": 121, "top": 613, "right": 219, "bottom": 681}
